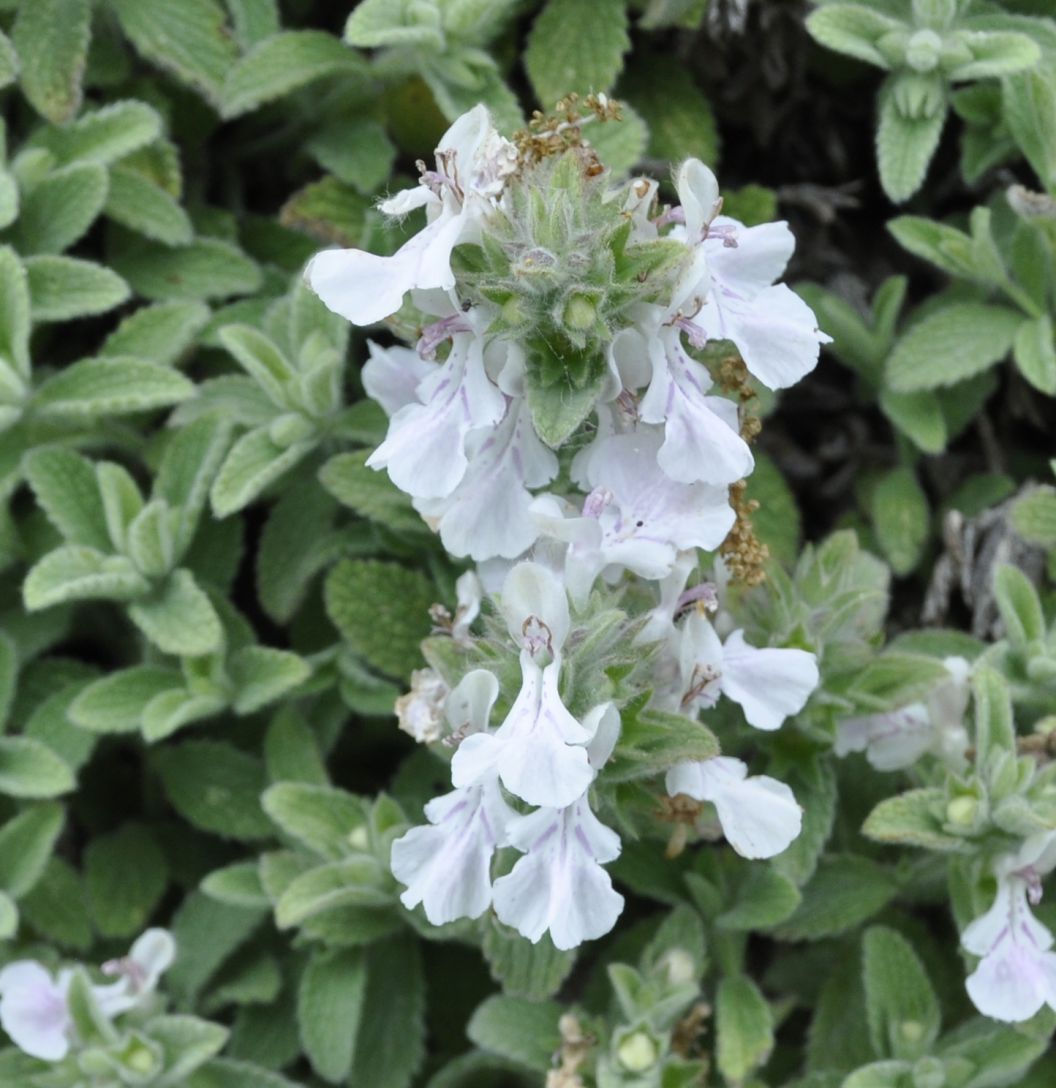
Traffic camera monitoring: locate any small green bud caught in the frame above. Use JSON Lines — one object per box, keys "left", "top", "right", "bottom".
{"left": 563, "top": 294, "right": 597, "bottom": 332}
{"left": 905, "top": 29, "right": 943, "bottom": 72}
{"left": 912, "top": 1055, "right": 947, "bottom": 1088}
{"left": 945, "top": 795, "right": 978, "bottom": 827}
{"left": 656, "top": 948, "right": 696, "bottom": 987}
{"left": 501, "top": 296, "right": 528, "bottom": 327}
{"left": 124, "top": 1043, "right": 157, "bottom": 1075}
{"left": 268, "top": 411, "right": 315, "bottom": 449}
{"left": 616, "top": 1029, "right": 659, "bottom": 1073}
{"left": 348, "top": 825, "right": 370, "bottom": 850}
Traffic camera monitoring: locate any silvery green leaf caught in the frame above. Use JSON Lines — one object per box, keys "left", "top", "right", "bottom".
{"left": 104, "top": 166, "right": 195, "bottom": 246}
{"left": 11, "top": 162, "right": 108, "bottom": 255}
{"left": 0, "top": 631, "right": 14, "bottom": 730}
{"left": 146, "top": 1015, "right": 229, "bottom": 1086}
{"left": 219, "top": 324, "right": 298, "bottom": 406}
{"left": 772, "top": 855, "right": 897, "bottom": 940}
{"left": 0, "top": 735, "right": 75, "bottom": 798}
{"left": 201, "top": 861, "right": 270, "bottom": 908}
{"left": 225, "top": 0, "right": 280, "bottom": 50}
{"left": 24, "top": 255, "right": 130, "bottom": 321}
{"left": 12, "top": 0, "right": 91, "bottom": 124}
{"left": 306, "top": 120, "right": 397, "bottom": 195}
{"left": 100, "top": 300, "right": 211, "bottom": 366}
{"left": 141, "top": 688, "right": 227, "bottom": 743}
{"left": 298, "top": 947, "right": 367, "bottom": 1083}
{"left": 992, "top": 563, "right": 1045, "bottom": 647}
{"left": 210, "top": 426, "right": 315, "bottom": 518}
{"left": 220, "top": 30, "right": 367, "bottom": 118}
{"left": 622, "top": 62, "right": 719, "bottom": 168}
{"left": 128, "top": 569, "right": 222, "bottom": 656}
{"left": 109, "top": 0, "right": 238, "bottom": 107}
{"left": 0, "top": 28, "right": 17, "bottom": 90}
{"left": 1012, "top": 313, "right": 1056, "bottom": 395}
{"left": 0, "top": 246, "right": 31, "bottom": 378}
{"left": 18, "top": 856, "right": 91, "bottom": 950}
{"left": 261, "top": 782, "right": 368, "bottom": 861}
{"left": 274, "top": 857, "right": 392, "bottom": 928}
{"left": 343, "top": 0, "right": 444, "bottom": 49}
{"left": 876, "top": 82, "right": 947, "bottom": 202}
{"left": 24, "top": 447, "right": 111, "bottom": 549}
{"left": 229, "top": 647, "right": 311, "bottom": 715}
{"left": 946, "top": 31, "right": 1040, "bottom": 82}
{"left": 879, "top": 389, "right": 947, "bottom": 453}
{"left": 126, "top": 499, "right": 179, "bottom": 577}
{"left": 24, "top": 546, "right": 149, "bottom": 609}
{"left": 33, "top": 357, "right": 195, "bottom": 418}
{"left": 0, "top": 802, "right": 63, "bottom": 896}
{"left": 717, "top": 867, "right": 802, "bottom": 931}
{"left": 869, "top": 466, "right": 930, "bottom": 576}
{"left": 862, "top": 788, "right": 969, "bottom": 851}
{"left": 862, "top": 927, "right": 940, "bottom": 1060}
{"left": 806, "top": 4, "right": 903, "bottom": 68}
{"left": 69, "top": 665, "right": 184, "bottom": 733}
{"left": 318, "top": 450, "right": 423, "bottom": 533}
{"left": 96, "top": 461, "right": 145, "bottom": 553}
{"left": 28, "top": 99, "right": 163, "bottom": 166}
{"left": 525, "top": 0, "right": 629, "bottom": 108}
{"left": 110, "top": 234, "right": 262, "bottom": 302}
{"left": 716, "top": 975, "right": 774, "bottom": 1084}
{"left": 582, "top": 101, "right": 648, "bottom": 175}
{"left": 467, "top": 995, "right": 561, "bottom": 1074}
{"left": 84, "top": 822, "right": 168, "bottom": 937}
{"left": 0, "top": 889, "right": 16, "bottom": 938}
{"left": 1003, "top": 68, "right": 1056, "bottom": 190}
{"left": 1011, "top": 486, "right": 1056, "bottom": 547}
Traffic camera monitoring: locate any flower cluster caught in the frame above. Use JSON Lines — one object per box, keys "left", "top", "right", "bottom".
{"left": 307, "top": 103, "right": 826, "bottom": 949}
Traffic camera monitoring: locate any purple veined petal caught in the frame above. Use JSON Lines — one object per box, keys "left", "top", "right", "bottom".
{"left": 678, "top": 610, "right": 725, "bottom": 713}
{"left": 362, "top": 340, "right": 435, "bottom": 417}
{"left": 834, "top": 704, "right": 933, "bottom": 771}
{"left": 640, "top": 335, "right": 754, "bottom": 486}
{"left": 0, "top": 961, "right": 73, "bottom": 1062}
{"left": 366, "top": 331, "right": 505, "bottom": 500}
{"left": 491, "top": 657, "right": 594, "bottom": 808}
{"left": 704, "top": 218, "right": 796, "bottom": 296}
{"left": 720, "top": 629, "right": 819, "bottom": 731}
{"left": 417, "top": 401, "right": 559, "bottom": 562}
{"left": 450, "top": 731, "right": 503, "bottom": 790}
{"left": 966, "top": 941, "right": 1056, "bottom": 1023}
{"left": 390, "top": 778, "right": 514, "bottom": 926}
{"left": 696, "top": 281, "right": 830, "bottom": 391}
{"left": 500, "top": 560, "right": 571, "bottom": 653}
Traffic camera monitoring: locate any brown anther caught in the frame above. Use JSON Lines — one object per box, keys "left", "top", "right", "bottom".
{"left": 671, "top": 1002, "right": 711, "bottom": 1059}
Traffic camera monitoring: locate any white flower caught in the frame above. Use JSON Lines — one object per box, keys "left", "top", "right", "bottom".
{"left": 306, "top": 105, "right": 517, "bottom": 326}
{"left": 451, "top": 570, "right": 483, "bottom": 645}
{"left": 962, "top": 834, "right": 1056, "bottom": 1023}
{"left": 533, "top": 428, "right": 734, "bottom": 606}
{"left": 361, "top": 340, "right": 435, "bottom": 416}
{"left": 395, "top": 668, "right": 449, "bottom": 744}
{"left": 0, "top": 930, "right": 176, "bottom": 1062}
{"left": 366, "top": 313, "right": 505, "bottom": 500}
{"left": 492, "top": 793, "right": 624, "bottom": 950}
{"left": 679, "top": 611, "right": 819, "bottom": 730}
{"left": 835, "top": 656, "right": 971, "bottom": 771}
{"left": 390, "top": 670, "right": 516, "bottom": 926}
{"left": 415, "top": 398, "right": 558, "bottom": 561}
{"left": 666, "top": 756, "right": 802, "bottom": 859}
{"left": 451, "top": 563, "right": 605, "bottom": 807}
{"left": 0, "top": 962, "right": 73, "bottom": 1061}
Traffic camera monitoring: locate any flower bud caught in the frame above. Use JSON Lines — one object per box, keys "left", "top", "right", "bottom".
{"left": 945, "top": 795, "right": 979, "bottom": 827}
{"left": 615, "top": 1028, "right": 659, "bottom": 1073}
{"left": 905, "top": 29, "right": 943, "bottom": 72}
{"left": 563, "top": 294, "right": 597, "bottom": 332}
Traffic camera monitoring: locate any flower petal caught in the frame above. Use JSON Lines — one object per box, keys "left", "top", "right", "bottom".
{"left": 720, "top": 630, "right": 819, "bottom": 730}
{"left": 0, "top": 962, "right": 71, "bottom": 1062}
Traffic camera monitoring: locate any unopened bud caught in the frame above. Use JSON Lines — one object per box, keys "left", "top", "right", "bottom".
{"left": 563, "top": 294, "right": 597, "bottom": 332}
{"left": 657, "top": 948, "right": 696, "bottom": 986}
{"left": 905, "top": 29, "right": 943, "bottom": 72}
{"left": 616, "top": 1030, "right": 659, "bottom": 1073}
{"left": 945, "top": 795, "right": 978, "bottom": 827}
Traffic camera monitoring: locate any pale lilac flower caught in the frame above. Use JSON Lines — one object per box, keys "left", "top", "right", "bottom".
{"left": 679, "top": 611, "right": 819, "bottom": 730}
{"left": 94, "top": 929, "right": 176, "bottom": 1017}
{"left": 451, "top": 571, "right": 483, "bottom": 646}
{"left": 665, "top": 756, "right": 802, "bottom": 859}
{"left": 366, "top": 312, "right": 505, "bottom": 500}
{"left": 533, "top": 427, "right": 734, "bottom": 606}
{"left": 306, "top": 105, "right": 517, "bottom": 326}
{"left": 361, "top": 340, "right": 435, "bottom": 416}
{"left": 835, "top": 656, "right": 971, "bottom": 771}
{"left": 492, "top": 794, "right": 624, "bottom": 950}
{"left": 415, "top": 399, "right": 558, "bottom": 561}
{"left": 963, "top": 833, "right": 1056, "bottom": 1022}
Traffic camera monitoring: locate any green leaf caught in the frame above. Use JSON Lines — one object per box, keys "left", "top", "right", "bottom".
{"left": 0, "top": 632, "right": 14, "bottom": 730}
{"left": 128, "top": 569, "right": 222, "bottom": 656}
{"left": 19, "top": 857, "right": 92, "bottom": 950}
{"left": 306, "top": 120, "right": 397, "bottom": 195}
{"left": 993, "top": 562, "right": 1045, "bottom": 646}
{"left": 225, "top": 0, "right": 280, "bottom": 50}
{"left": 274, "top": 857, "right": 391, "bottom": 928}
{"left": 319, "top": 450, "right": 423, "bottom": 533}
{"left": 84, "top": 822, "right": 168, "bottom": 937}
{"left": 262, "top": 782, "right": 367, "bottom": 860}
{"left": 581, "top": 101, "right": 648, "bottom": 174}
{"left": 888, "top": 216, "right": 979, "bottom": 282}
{"left": 24, "top": 447, "right": 111, "bottom": 550}
{"left": 201, "top": 861, "right": 270, "bottom": 909}
{"left": 298, "top": 947, "right": 367, "bottom": 1083}
{"left": 606, "top": 708, "right": 719, "bottom": 783}
{"left": 0, "top": 736, "right": 75, "bottom": 798}
{"left": 11, "top": 163, "right": 108, "bottom": 255}
{"left": 717, "top": 867, "right": 802, "bottom": 931}
{"left": 876, "top": 86, "right": 946, "bottom": 203}
{"left": 862, "top": 926, "right": 940, "bottom": 1061}
{"left": 33, "top": 357, "right": 195, "bottom": 418}
{"left": 110, "top": 235, "right": 262, "bottom": 302}
{"left": 0, "top": 246, "right": 30, "bottom": 379}
{"left": 1012, "top": 313, "right": 1056, "bottom": 395}
{"left": 886, "top": 302, "right": 1022, "bottom": 392}
{"left": 467, "top": 995, "right": 562, "bottom": 1073}
{"left": 1004, "top": 68, "right": 1056, "bottom": 190}
{"left": 621, "top": 60, "right": 719, "bottom": 167}
{"left": 146, "top": 1016, "right": 229, "bottom": 1084}
{"left": 525, "top": 0, "right": 630, "bottom": 108}
{"left": 869, "top": 466, "right": 929, "bottom": 576}
{"left": 12, "top": 0, "right": 91, "bottom": 124}
{"left": 716, "top": 975, "right": 774, "bottom": 1083}
{"left": 1012, "top": 486, "right": 1056, "bottom": 547}
{"left": 325, "top": 559, "right": 434, "bottom": 681}
{"left": 0, "top": 889, "right": 16, "bottom": 938}
{"left": 154, "top": 740, "right": 272, "bottom": 841}
{"left": 24, "top": 255, "right": 130, "bottom": 321}
{"left": 0, "top": 29, "right": 18, "bottom": 91}
{"left": 69, "top": 666, "right": 183, "bottom": 733}
{"left": 946, "top": 30, "right": 1040, "bottom": 82}
{"left": 100, "top": 300, "right": 211, "bottom": 367}
{"left": 343, "top": 0, "right": 444, "bottom": 49}
{"left": 805, "top": 5, "right": 900, "bottom": 68}
{"left": 105, "top": 166, "right": 195, "bottom": 246}
{"left": 24, "top": 546, "right": 149, "bottom": 609}
{"left": 0, "top": 803, "right": 63, "bottom": 897}
{"left": 211, "top": 427, "right": 315, "bottom": 518}
{"left": 109, "top": 0, "right": 239, "bottom": 107}
{"left": 525, "top": 368, "right": 605, "bottom": 449}
{"left": 218, "top": 324, "right": 296, "bottom": 405}
{"left": 879, "top": 389, "right": 947, "bottom": 453}
{"left": 772, "top": 855, "right": 897, "bottom": 941}
{"left": 481, "top": 919, "right": 577, "bottom": 1000}
{"left": 862, "top": 788, "right": 969, "bottom": 852}
{"left": 229, "top": 647, "right": 311, "bottom": 714}
{"left": 221, "top": 30, "right": 365, "bottom": 118}
{"left": 186, "top": 1059, "right": 301, "bottom": 1088}
{"left": 30, "top": 100, "right": 163, "bottom": 166}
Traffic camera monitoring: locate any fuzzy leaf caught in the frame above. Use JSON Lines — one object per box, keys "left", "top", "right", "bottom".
{"left": 1003, "top": 68, "right": 1056, "bottom": 190}
{"left": 869, "top": 466, "right": 929, "bottom": 576}
{"left": 876, "top": 88, "right": 946, "bottom": 203}
{"left": 221, "top": 30, "right": 365, "bottom": 118}
{"left": 24, "top": 448, "right": 111, "bottom": 550}
{"left": 481, "top": 920, "right": 577, "bottom": 1001}
{"left": 343, "top": 0, "right": 444, "bottom": 49}
{"left": 33, "top": 357, "right": 195, "bottom": 417}
{"left": 19, "top": 857, "right": 92, "bottom": 950}
{"left": 1012, "top": 313, "right": 1056, "bottom": 395}
{"left": 0, "top": 736, "right": 75, "bottom": 798}
{"left": 716, "top": 975, "right": 774, "bottom": 1083}
{"left": 201, "top": 862, "right": 269, "bottom": 909}
{"left": 12, "top": 0, "right": 91, "bottom": 124}
{"left": 128, "top": 569, "right": 222, "bottom": 656}
{"left": 526, "top": 0, "right": 629, "bottom": 108}
{"left": 105, "top": 167, "right": 195, "bottom": 246}
{"left": 1011, "top": 487, "right": 1056, "bottom": 547}
{"left": 993, "top": 563, "right": 1045, "bottom": 647}
{"left": 11, "top": 163, "right": 108, "bottom": 255}
{"left": 621, "top": 61, "right": 719, "bottom": 167}
{"left": 805, "top": 5, "right": 901, "bottom": 68}
{"left": 24, "top": 255, "right": 130, "bottom": 321}
{"left": 0, "top": 803, "right": 63, "bottom": 898}
{"left": 99, "top": 301, "right": 211, "bottom": 366}
{"left": 226, "top": 0, "right": 280, "bottom": 49}
{"left": 0, "top": 29, "right": 18, "bottom": 91}
{"left": 261, "top": 782, "right": 367, "bottom": 861}
{"left": 886, "top": 303, "right": 1021, "bottom": 391}
{"left": 324, "top": 559, "right": 435, "bottom": 681}
{"left": 298, "top": 947, "right": 367, "bottom": 1083}
{"left": 84, "top": 822, "right": 168, "bottom": 937}
{"left": 862, "top": 926, "right": 940, "bottom": 1061}
{"left": 110, "top": 235, "right": 262, "bottom": 302}
{"left": 229, "top": 646, "right": 311, "bottom": 715}
{"left": 772, "top": 855, "right": 897, "bottom": 940}
{"left": 862, "top": 788, "right": 970, "bottom": 852}
{"left": 210, "top": 427, "right": 315, "bottom": 518}
{"left": 468, "top": 995, "right": 563, "bottom": 1073}
{"left": 306, "top": 120, "right": 397, "bottom": 195}
{"left": 879, "top": 389, "right": 947, "bottom": 454}
{"left": 69, "top": 666, "right": 184, "bottom": 733}
{"left": 30, "top": 100, "right": 163, "bottom": 166}
{"left": 0, "top": 246, "right": 30, "bottom": 379}
{"left": 318, "top": 450, "right": 423, "bottom": 533}
{"left": 24, "top": 546, "right": 149, "bottom": 609}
